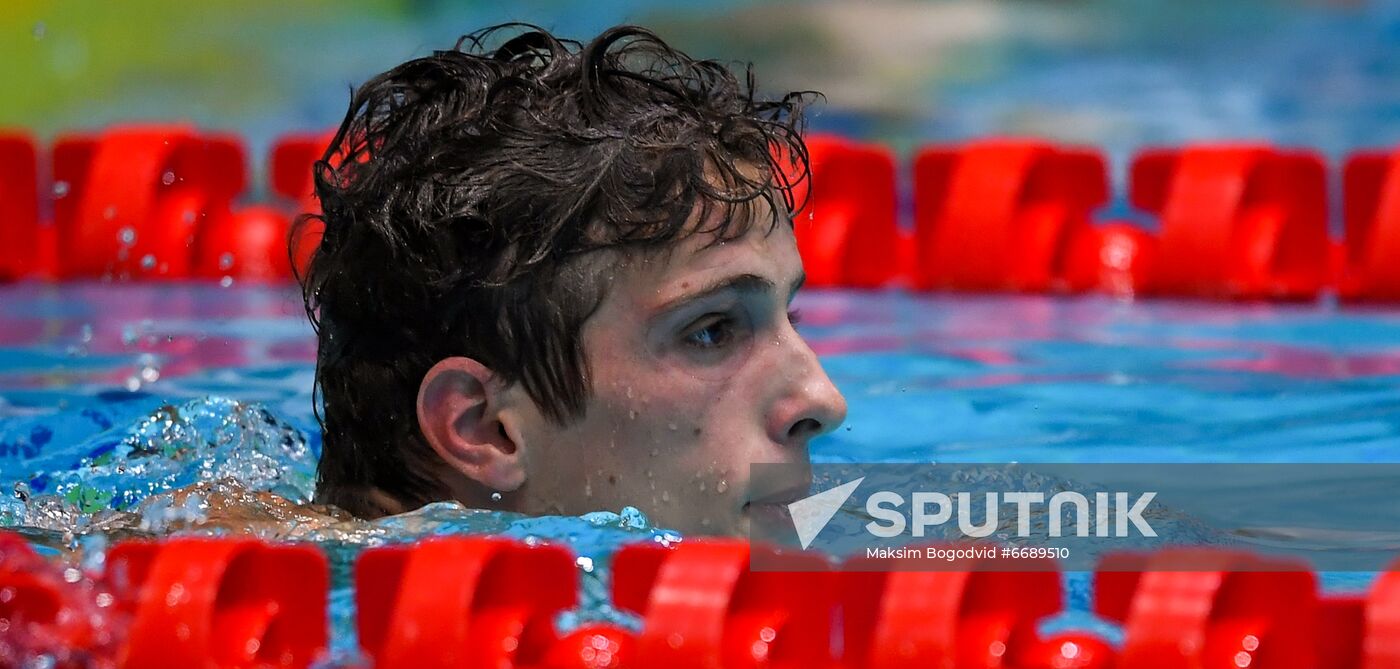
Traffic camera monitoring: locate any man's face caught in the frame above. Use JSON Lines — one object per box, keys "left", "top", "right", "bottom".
{"left": 511, "top": 203, "right": 847, "bottom": 535}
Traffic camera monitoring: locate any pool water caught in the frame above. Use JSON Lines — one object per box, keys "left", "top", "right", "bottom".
{"left": 3, "top": 282, "right": 1400, "bottom": 656}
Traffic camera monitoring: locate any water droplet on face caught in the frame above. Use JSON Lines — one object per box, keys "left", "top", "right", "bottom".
{"left": 490, "top": 492, "right": 502, "bottom": 502}
{"left": 628, "top": 409, "right": 638, "bottom": 420}
{"left": 161, "top": 171, "right": 176, "bottom": 185}
{"left": 649, "top": 448, "right": 658, "bottom": 457}
{"left": 218, "top": 253, "right": 234, "bottom": 270}
{"left": 117, "top": 226, "right": 135, "bottom": 245}
{"left": 52, "top": 180, "right": 69, "bottom": 198}
{"left": 140, "top": 254, "right": 156, "bottom": 270}
{"left": 716, "top": 479, "right": 729, "bottom": 493}
{"left": 667, "top": 422, "right": 677, "bottom": 431}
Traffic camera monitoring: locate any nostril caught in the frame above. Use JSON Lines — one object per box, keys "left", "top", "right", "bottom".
{"left": 787, "top": 417, "right": 822, "bottom": 441}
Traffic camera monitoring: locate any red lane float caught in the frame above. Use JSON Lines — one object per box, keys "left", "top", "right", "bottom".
{"left": 0, "top": 132, "right": 44, "bottom": 281}
{"left": 841, "top": 547, "right": 1062, "bottom": 669}
{"left": 269, "top": 131, "right": 334, "bottom": 205}
{"left": 355, "top": 536, "right": 577, "bottom": 669}
{"left": 612, "top": 539, "right": 835, "bottom": 669}
{"left": 104, "top": 537, "right": 328, "bottom": 669}
{"left": 1130, "top": 144, "right": 1330, "bottom": 299}
{"left": 0, "top": 532, "right": 116, "bottom": 666}
{"left": 1316, "top": 563, "right": 1400, "bottom": 669}
{"left": 269, "top": 131, "right": 335, "bottom": 277}
{"left": 51, "top": 125, "right": 247, "bottom": 280}
{"left": 1340, "top": 149, "right": 1400, "bottom": 300}
{"left": 1095, "top": 549, "right": 1319, "bottom": 669}
{"left": 1062, "top": 221, "right": 1159, "bottom": 297}
{"left": 193, "top": 206, "right": 295, "bottom": 282}
{"left": 791, "top": 134, "right": 902, "bottom": 289}
{"left": 913, "top": 139, "right": 1109, "bottom": 293}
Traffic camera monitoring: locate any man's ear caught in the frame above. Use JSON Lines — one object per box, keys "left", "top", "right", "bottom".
{"left": 416, "top": 357, "right": 525, "bottom": 493}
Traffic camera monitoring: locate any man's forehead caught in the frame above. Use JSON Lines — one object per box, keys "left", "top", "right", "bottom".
{"left": 632, "top": 217, "right": 799, "bottom": 307}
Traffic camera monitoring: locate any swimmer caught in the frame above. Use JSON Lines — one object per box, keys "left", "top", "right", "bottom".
{"left": 295, "top": 24, "right": 847, "bottom": 535}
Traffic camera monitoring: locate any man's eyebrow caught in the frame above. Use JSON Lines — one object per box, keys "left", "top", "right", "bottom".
{"left": 656, "top": 273, "right": 775, "bottom": 312}
{"left": 655, "top": 271, "right": 808, "bottom": 313}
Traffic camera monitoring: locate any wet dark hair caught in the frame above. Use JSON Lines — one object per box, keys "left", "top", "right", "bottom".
{"left": 295, "top": 23, "right": 815, "bottom": 517}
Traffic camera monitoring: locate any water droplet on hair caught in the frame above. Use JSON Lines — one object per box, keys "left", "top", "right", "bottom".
{"left": 490, "top": 492, "right": 502, "bottom": 502}
{"left": 218, "top": 253, "right": 234, "bottom": 270}
{"left": 161, "top": 171, "right": 176, "bottom": 185}
{"left": 716, "top": 480, "right": 729, "bottom": 494}
{"left": 52, "top": 180, "right": 69, "bottom": 198}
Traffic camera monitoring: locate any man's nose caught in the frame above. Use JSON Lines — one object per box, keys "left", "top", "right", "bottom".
{"left": 769, "top": 333, "right": 848, "bottom": 447}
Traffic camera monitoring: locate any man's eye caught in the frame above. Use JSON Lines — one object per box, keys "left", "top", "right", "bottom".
{"left": 683, "top": 315, "right": 736, "bottom": 349}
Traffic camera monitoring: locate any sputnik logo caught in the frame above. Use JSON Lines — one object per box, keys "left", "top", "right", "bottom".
{"left": 787, "top": 477, "right": 864, "bottom": 549}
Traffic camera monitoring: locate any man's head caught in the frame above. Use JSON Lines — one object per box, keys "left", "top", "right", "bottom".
{"left": 298, "top": 24, "right": 846, "bottom": 535}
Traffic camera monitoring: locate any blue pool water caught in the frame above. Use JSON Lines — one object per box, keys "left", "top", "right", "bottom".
{"left": 3, "top": 282, "right": 1400, "bottom": 656}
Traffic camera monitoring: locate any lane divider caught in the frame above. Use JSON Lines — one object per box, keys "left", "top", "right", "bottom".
{"left": 3, "top": 128, "right": 1400, "bottom": 300}
{"left": 5, "top": 530, "right": 1400, "bottom": 667}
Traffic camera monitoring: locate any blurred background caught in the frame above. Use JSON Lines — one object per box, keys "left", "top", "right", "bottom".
{"left": 5, "top": 0, "right": 1400, "bottom": 193}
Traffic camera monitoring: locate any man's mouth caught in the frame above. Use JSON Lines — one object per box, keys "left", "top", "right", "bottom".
{"left": 741, "top": 480, "right": 811, "bottom": 531}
